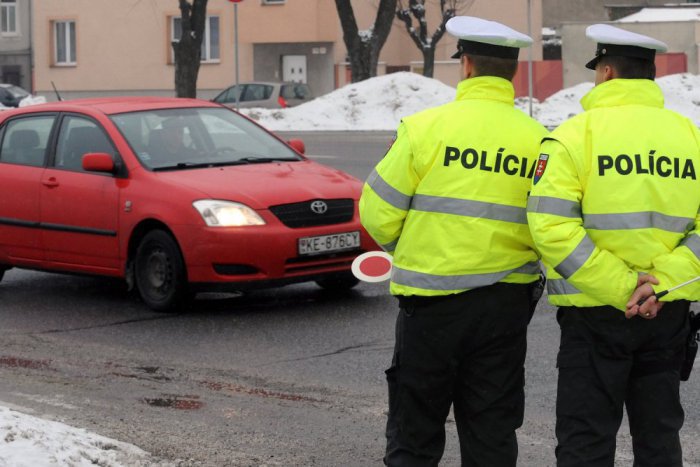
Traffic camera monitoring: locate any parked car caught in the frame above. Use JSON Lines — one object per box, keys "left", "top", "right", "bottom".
{"left": 212, "top": 82, "right": 313, "bottom": 109}
{"left": 0, "top": 97, "right": 376, "bottom": 311}
{"left": 0, "top": 84, "right": 31, "bottom": 108}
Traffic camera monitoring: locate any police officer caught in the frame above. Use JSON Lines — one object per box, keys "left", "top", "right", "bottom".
{"left": 360, "top": 16, "right": 548, "bottom": 466}
{"left": 527, "top": 24, "right": 700, "bottom": 466}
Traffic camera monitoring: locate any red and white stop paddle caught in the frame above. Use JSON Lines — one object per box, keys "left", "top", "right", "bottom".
{"left": 351, "top": 251, "right": 393, "bottom": 282}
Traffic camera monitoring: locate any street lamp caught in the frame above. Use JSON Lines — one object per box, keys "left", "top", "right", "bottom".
{"left": 228, "top": 0, "right": 243, "bottom": 110}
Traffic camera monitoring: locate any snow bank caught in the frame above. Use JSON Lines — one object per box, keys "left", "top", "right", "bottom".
{"left": 241, "top": 72, "right": 456, "bottom": 131}
{"left": 242, "top": 72, "right": 699, "bottom": 131}
{"left": 0, "top": 406, "right": 158, "bottom": 466}
{"left": 3, "top": 73, "right": 698, "bottom": 131}
{"left": 19, "top": 95, "right": 47, "bottom": 107}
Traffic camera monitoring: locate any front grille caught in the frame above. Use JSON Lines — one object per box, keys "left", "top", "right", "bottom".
{"left": 269, "top": 199, "right": 354, "bottom": 228}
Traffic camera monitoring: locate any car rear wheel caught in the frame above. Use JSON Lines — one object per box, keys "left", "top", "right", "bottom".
{"left": 315, "top": 271, "right": 360, "bottom": 291}
{"left": 134, "top": 230, "right": 188, "bottom": 312}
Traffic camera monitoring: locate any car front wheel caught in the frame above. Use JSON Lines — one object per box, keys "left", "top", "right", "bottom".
{"left": 315, "top": 271, "right": 360, "bottom": 291}
{"left": 134, "top": 230, "right": 188, "bottom": 312}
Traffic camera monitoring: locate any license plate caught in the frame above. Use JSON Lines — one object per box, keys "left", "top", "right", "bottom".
{"left": 298, "top": 231, "right": 360, "bottom": 256}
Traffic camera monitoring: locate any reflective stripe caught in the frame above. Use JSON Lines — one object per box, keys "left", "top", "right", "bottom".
{"left": 412, "top": 194, "right": 527, "bottom": 224}
{"left": 584, "top": 212, "right": 693, "bottom": 233}
{"left": 527, "top": 196, "right": 581, "bottom": 218}
{"left": 547, "top": 278, "right": 581, "bottom": 295}
{"left": 381, "top": 239, "right": 398, "bottom": 252}
{"left": 366, "top": 169, "right": 412, "bottom": 211}
{"left": 681, "top": 234, "right": 700, "bottom": 260}
{"left": 554, "top": 235, "right": 595, "bottom": 279}
{"left": 528, "top": 195, "right": 694, "bottom": 234}
{"left": 391, "top": 261, "right": 541, "bottom": 291}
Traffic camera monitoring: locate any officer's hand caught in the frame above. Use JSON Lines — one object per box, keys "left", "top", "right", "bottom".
{"left": 636, "top": 274, "right": 659, "bottom": 288}
{"left": 625, "top": 282, "right": 664, "bottom": 319}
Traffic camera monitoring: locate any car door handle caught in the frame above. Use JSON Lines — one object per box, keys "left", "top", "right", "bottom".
{"left": 42, "top": 177, "right": 59, "bottom": 188}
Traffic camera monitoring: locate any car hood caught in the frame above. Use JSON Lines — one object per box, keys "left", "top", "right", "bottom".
{"left": 155, "top": 160, "right": 362, "bottom": 209}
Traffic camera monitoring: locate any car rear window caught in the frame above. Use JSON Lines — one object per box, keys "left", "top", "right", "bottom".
{"left": 6, "top": 85, "right": 29, "bottom": 99}
{"left": 280, "top": 84, "right": 311, "bottom": 100}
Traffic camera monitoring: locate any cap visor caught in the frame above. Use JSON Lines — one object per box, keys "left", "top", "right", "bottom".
{"left": 585, "top": 57, "right": 599, "bottom": 70}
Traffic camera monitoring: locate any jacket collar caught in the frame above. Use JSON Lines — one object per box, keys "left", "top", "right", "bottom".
{"left": 580, "top": 78, "right": 664, "bottom": 111}
{"left": 456, "top": 76, "right": 515, "bottom": 105}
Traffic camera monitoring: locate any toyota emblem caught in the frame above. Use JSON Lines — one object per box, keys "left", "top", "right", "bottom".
{"left": 310, "top": 200, "right": 328, "bottom": 214}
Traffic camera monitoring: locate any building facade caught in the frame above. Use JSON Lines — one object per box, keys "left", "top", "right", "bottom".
{"left": 561, "top": 9, "right": 700, "bottom": 87}
{"left": 29, "top": 0, "right": 542, "bottom": 101}
{"left": 0, "top": 0, "right": 32, "bottom": 90}
{"left": 542, "top": 0, "right": 676, "bottom": 28}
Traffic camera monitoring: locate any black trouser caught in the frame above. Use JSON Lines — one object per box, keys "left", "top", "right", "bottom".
{"left": 384, "top": 282, "right": 532, "bottom": 467}
{"left": 555, "top": 302, "right": 690, "bottom": 467}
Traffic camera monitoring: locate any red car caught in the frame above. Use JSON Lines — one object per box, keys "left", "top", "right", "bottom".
{"left": 0, "top": 97, "right": 376, "bottom": 311}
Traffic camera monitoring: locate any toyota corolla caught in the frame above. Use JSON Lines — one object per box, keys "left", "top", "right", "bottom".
{"left": 0, "top": 97, "right": 376, "bottom": 311}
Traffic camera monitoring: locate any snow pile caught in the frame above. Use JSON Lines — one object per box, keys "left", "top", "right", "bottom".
{"left": 523, "top": 82, "right": 593, "bottom": 127}
{"left": 5, "top": 73, "right": 698, "bottom": 130}
{"left": 657, "top": 73, "right": 700, "bottom": 118}
{"left": 617, "top": 7, "right": 700, "bottom": 23}
{"left": 241, "top": 72, "right": 456, "bottom": 131}
{"left": 0, "top": 406, "right": 159, "bottom": 466}
{"left": 242, "top": 72, "right": 700, "bottom": 131}
{"left": 0, "top": 94, "right": 46, "bottom": 111}
{"left": 19, "top": 95, "right": 47, "bottom": 107}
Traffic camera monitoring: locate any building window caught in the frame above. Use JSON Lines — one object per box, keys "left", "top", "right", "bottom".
{"left": 53, "top": 20, "right": 76, "bottom": 66}
{"left": 1, "top": 0, "right": 18, "bottom": 35}
{"left": 262, "top": 0, "right": 286, "bottom": 4}
{"left": 171, "top": 16, "right": 220, "bottom": 63}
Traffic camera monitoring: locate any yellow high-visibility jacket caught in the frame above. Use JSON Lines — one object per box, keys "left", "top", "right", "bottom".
{"left": 360, "top": 76, "right": 548, "bottom": 297}
{"left": 527, "top": 78, "right": 700, "bottom": 311}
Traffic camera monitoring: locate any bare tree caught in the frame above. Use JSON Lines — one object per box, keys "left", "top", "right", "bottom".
{"left": 335, "top": 0, "right": 398, "bottom": 83}
{"left": 396, "top": 0, "right": 474, "bottom": 78}
{"left": 173, "top": 0, "right": 208, "bottom": 98}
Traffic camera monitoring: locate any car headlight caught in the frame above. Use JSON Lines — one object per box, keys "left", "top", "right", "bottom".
{"left": 192, "top": 200, "right": 266, "bottom": 227}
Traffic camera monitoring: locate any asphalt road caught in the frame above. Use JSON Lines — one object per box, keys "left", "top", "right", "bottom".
{"left": 0, "top": 131, "right": 698, "bottom": 466}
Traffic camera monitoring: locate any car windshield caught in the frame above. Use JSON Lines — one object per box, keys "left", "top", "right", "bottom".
{"left": 109, "top": 107, "right": 302, "bottom": 170}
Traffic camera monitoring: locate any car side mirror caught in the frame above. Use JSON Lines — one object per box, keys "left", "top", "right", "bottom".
{"left": 82, "top": 152, "right": 115, "bottom": 173}
{"left": 287, "top": 139, "right": 305, "bottom": 155}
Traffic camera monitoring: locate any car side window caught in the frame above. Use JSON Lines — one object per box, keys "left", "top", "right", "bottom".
{"left": 0, "top": 116, "right": 55, "bottom": 167}
{"left": 242, "top": 84, "right": 272, "bottom": 102}
{"left": 55, "top": 116, "right": 116, "bottom": 172}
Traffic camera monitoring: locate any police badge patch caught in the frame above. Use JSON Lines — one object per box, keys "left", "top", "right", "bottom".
{"left": 533, "top": 153, "right": 549, "bottom": 185}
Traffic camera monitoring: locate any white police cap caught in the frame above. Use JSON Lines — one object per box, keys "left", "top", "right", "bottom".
{"left": 585, "top": 24, "right": 668, "bottom": 70}
{"left": 446, "top": 16, "right": 533, "bottom": 60}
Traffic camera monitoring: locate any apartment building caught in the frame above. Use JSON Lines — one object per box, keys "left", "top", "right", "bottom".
{"left": 0, "top": 0, "right": 31, "bottom": 90}
{"left": 29, "top": 0, "right": 542, "bottom": 101}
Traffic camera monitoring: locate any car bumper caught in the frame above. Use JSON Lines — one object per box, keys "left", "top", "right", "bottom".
{"left": 174, "top": 221, "right": 377, "bottom": 287}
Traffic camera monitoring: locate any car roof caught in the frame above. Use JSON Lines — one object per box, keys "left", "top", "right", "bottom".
{"left": 1, "top": 96, "right": 220, "bottom": 116}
